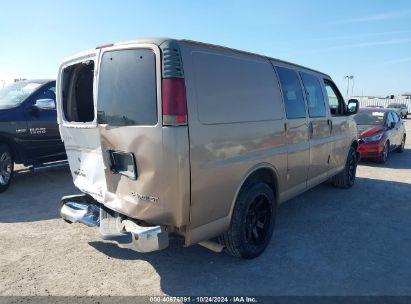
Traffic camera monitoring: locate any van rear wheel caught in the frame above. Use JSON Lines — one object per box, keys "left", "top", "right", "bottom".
{"left": 219, "top": 182, "right": 276, "bottom": 259}
{"left": 0, "top": 144, "right": 14, "bottom": 193}
{"left": 331, "top": 147, "right": 357, "bottom": 189}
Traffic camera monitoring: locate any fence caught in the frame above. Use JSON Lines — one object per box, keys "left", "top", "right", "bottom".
{"left": 355, "top": 97, "right": 411, "bottom": 112}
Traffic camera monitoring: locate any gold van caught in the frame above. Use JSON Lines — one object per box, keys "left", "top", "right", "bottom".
{"left": 57, "top": 38, "right": 359, "bottom": 259}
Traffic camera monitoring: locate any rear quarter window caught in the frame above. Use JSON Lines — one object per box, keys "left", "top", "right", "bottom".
{"left": 97, "top": 49, "right": 157, "bottom": 126}
{"left": 191, "top": 51, "right": 283, "bottom": 124}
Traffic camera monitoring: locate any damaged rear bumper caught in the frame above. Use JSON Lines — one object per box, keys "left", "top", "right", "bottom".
{"left": 60, "top": 194, "right": 169, "bottom": 253}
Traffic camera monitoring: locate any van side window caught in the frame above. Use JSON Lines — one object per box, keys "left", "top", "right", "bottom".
{"left": 324, "top": 80, "right": 344, "bottom": 116}
{"left": 300, "top": 72, "right": 326, "bottom": 117}
{"left": 193, "top": 52, "right": 283, "bottom": 124}
{"left": 276, "top": 66, "right": 306, "bottom": 119}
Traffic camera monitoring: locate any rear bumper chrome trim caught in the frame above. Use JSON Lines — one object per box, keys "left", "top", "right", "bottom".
{"left": 60, "top": 194, "right": 100, "bottom": 227}
{"left": 60, "top": 194, "right": 169, "bottom": 252}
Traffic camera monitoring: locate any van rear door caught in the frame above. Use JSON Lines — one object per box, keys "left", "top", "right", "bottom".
{"left": 59, "top": 41, "right": 190, "bottom": 228}
{"left": 57, "top": 50, "right": 107, "bottom": 201}
{"left": 95, "top": 44, "right": 169, "bottom": 224}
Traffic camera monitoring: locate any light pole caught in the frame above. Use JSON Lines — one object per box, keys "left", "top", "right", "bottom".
{"left": 344, "top": 75, "right": 354, "bottom": 99}
{"left": 351, "top": 76, "right": 355, "bottom": 97}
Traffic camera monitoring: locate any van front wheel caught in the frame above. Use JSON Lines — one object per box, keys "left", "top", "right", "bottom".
{"left": 219, "top": 182, "right": 276, "bottom": 259}
{"left": 331, "top": 147, "right": 357, "bottom": 189}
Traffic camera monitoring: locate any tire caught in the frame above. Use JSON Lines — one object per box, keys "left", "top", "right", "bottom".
{"left": 331, "top": 147, "right": 357, "bottom": 189}
{"left": 377, "top": 142, "right": 389, "bottom": 164}
{"left": 0, "top": 144, "right": 14, "bottom": 193}
{"left": 396, "top": 136, "right": 406, "bottom": 153}
{"left": 219, "top": 181, "right": 276, "bottom": 259}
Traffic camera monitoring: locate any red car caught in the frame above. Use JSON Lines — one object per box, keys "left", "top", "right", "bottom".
{"left": 353, "top": 108, "right": 406, "bottom": 163}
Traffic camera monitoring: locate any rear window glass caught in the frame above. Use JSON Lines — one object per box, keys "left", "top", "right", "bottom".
{"left": 353, "top": 111, "right": 385, "bottom": 125}
{"left": 97, "top": 49, "right": 157, "bottom": 126}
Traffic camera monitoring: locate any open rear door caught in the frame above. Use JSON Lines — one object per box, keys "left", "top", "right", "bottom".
{"left": 57, "top": 49, "right": 107, "bottom": 202}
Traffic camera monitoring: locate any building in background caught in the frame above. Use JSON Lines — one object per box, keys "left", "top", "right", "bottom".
{"left": 402, "top": 92, "right": 411, "bottom": 99}
{"left": 354, "top": 95, "right": 411, "bottom": 111}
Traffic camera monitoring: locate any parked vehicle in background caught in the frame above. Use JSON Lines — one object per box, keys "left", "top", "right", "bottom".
{"left": 366, "top": 105, "right": 383, "bottom": 108}
{"left": 57, "top": 38, "right": 359, "bottom": 259}
{"left": 354, "top": 108, "right": 406, "bottom": 163}
{"left": 386, "top": 103, "right": 408, "bottom": 119}
{"left": 0, "top": 80, "right": 66, "bottom": 192}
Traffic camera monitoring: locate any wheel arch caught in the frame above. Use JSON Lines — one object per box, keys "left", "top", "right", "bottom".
{"left": 0, "top": 134, "right": 19, "bottom": 162}
{"left": 351, "top": 139, "right": 360, "bottom": 161}
{"left": 228, "top": 163, "right": 279, "bottom": 221}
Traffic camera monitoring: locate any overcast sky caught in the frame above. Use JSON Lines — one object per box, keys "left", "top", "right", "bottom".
{"left": 0, "top": 0, "right": 410, "bottom": 96}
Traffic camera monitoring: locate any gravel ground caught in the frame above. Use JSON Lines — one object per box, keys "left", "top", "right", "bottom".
{"left": 0, "top": 121, "right": 410, "bottom": 296}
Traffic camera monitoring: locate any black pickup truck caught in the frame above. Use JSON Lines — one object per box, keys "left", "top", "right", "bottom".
{"left": 0, "top": 79, "right": 66, "bottom": 192}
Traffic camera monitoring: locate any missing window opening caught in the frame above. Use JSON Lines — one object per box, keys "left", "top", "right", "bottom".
{"left": 63, "top": 61, "right": 95, "bottom": 122}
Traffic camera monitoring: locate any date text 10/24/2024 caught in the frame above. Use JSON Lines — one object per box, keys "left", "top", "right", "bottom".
{"left": 149, "top": 297, "right": 258, "bottom": 303}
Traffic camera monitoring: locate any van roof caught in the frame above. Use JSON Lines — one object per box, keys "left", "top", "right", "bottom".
{"left": 64, "top": 37, "right": 330, "bottom": 78}
{"left": 113, "top": 37, "right": 331, "bottom": 78}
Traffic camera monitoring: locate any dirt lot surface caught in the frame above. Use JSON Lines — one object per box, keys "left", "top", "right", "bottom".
{"left": 1, "top": 121, "right": 410, "bottom": 296}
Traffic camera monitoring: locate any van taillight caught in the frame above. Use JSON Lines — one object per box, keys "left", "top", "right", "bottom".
{"left": 162, "top": 78, "right": 188, "bottom": 126}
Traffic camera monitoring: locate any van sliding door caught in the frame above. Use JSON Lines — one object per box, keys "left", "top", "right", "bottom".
{"left": 275, "top": 65, "right": 310, "bottom": 197}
